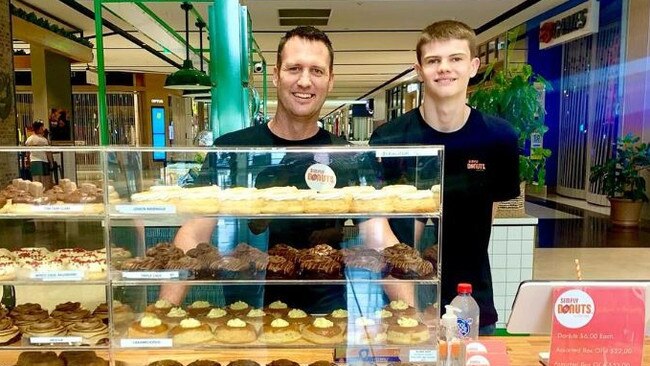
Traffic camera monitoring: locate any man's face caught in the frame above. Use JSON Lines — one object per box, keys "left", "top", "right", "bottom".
{"left": 273, "top": 37, "right": 333, "bottom": 122}
{"left": 415, "top": 39, "right": 480, "bottom": 100}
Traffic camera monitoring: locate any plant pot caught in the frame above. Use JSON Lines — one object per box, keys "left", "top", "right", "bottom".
{"left": 608, "top": 197, "right": 644, "bottom": 227}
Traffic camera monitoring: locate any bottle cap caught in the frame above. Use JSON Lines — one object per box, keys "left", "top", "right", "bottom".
{"left": 457, "top": 283, "right": 472, "bottom": 294}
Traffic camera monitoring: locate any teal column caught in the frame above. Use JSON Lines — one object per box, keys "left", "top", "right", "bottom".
{"left": 209, "top": 0, "right": 246, "bottom": 138}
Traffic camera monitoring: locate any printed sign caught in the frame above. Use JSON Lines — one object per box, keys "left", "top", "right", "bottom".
{"left": 115, "top": 204, "right": 176, "bottom": 214}
{"left": 549, "top": 286, "right": 645, "bottom": 366}
{"left": 409, "top": 349, "right": 437, "bottom": 362}
{"left": 122, "top": 271, "right": 180, "bottom": 280}
{"left": 375, "top": 148, "right": 440, "bottom": 158}
{"left": 335, "top": 347, "right": 401, "bottom": 363}
{"left": 31, "top": 336, "right": 82, "bottom": 345}
{"left": 32, "top": 204, "right": 84, "bottom": 213}
{"left": 120, "top": 338, "right": 173, "bottom": 348}
{"left": 305, "top": 163, "right": 337, "bottom": 191}
{"left": 32, "top": 270, "right": 83, "bottom": 281}
{"left": 539, "top": 0, "right": 599, "bottom": 49}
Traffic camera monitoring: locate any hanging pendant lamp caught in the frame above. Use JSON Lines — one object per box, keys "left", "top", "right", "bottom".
{"left": 165, "top": 2, "right": 211, "bottom": 90}
{"left": 184, "top": 19, "right": 211, "bottom": 97}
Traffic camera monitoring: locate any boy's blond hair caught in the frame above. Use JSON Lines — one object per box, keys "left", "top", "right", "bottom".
{"left": 416, "top": 20, "right": 477, "bottom": 63}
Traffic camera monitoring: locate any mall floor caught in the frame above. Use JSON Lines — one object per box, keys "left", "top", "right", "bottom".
{"left": 528, "top": 194, "right": 650, "bottom": 281}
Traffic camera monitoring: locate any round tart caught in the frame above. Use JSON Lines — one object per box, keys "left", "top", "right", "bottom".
{"left": 298, "top": 255, "right": 342, "bottom": 279}
{"left": 23, "top": 317, "right": 66, "bottom": 338}
{"left": 265, "top": 255, "right": 297, "bottom": 279}
{"left": 325, "top": 309, "right": 348, "bottom": 330}
{"left": 211, "top": 256, "right": 252, "bottom": 280}
{"left": 170, "top": 318, "right": 214, "bottom": 345}
{"left": 285, "top": 309, "right": 312, "bottom": 329}
{"left": 243, "top": 308, "right": 272, "bottom": 330}
{"left": 92, "top": 302, "right": 109, "bottom": 324}
{"left": 145, "top": 299, "right": 175, "bottom": 317}
{"left": 384, "top": 300, "right": 416, "bottom": 317}
{"left": 303, "top": 189, "right": 351, "bottom": 213}
{"left": 213, "top": 318, "right": 257, "bottom": 344}
{"left": 58, "top": 351, "right": 107, "bottom": 366}
{"left": 264, "top": 300, "right": 290, "bottom": 318}
{"left": 227, "top": 301, "right": 251, "bottom": 317}
{"left": 350, "top": 190, "right": 393, "bottom": 213}
{"left": 127, "top": 315, "right": 169, "bottom": 338}
{"left": 301, "top": 317, "right": 344, "bottom": 345}
{"left": 386, "top": 317, "right": 430, "bottom": 344}
{"left": 112, "top": 300, "right": 135, "bottom": 326}
{"left": 388, "top": 252, "right": 434, "bottom": 279}
{"left": 200, "top": 307, "right": 231, "bottom": 330}
{"left": 258, "top": 318, "right": 301, "bottom": 344}
{"left": 162, "top": 307, "right": 188, "bottom": 326}
{"left": 187, "top": 300, "right": 213, "bottom": 317}
{"left": 16, "top": 351, "right": 63, "bottom": 366}
{"left": 219, "top": 188, "right": 261, "bottom": 214}
{"left": 393, "top": 190, "right": 437, "bottom": 212}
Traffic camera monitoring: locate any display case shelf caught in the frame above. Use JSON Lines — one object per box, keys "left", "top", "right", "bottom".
{"left": 110, "top": 278, "right": 440, "bottom": 286}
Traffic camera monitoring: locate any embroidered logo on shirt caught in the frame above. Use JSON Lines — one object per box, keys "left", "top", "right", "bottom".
{"left": 467, "top": 159, "right": 486, "bottom": 171}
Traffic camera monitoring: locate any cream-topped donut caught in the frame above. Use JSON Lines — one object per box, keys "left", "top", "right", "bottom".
{"left": 304, "top": 189, "right": 352, "bottom": 213}
{"left": 381, "top": 184, "right": 418, "bottom": 196}
{"left": 393, "top": 190, "right": 438, "bottom": 212}
{"left": 260, "top": 191, "right": 310, "bottom": 214}
{"left": 350, "top": 190, "right": 394, "bottom": 213}
{"left": 177, "top": 185, "right": 221, "bottom": 214}
{"left": 219, "top": 188, "right": 261, "bottom": 214}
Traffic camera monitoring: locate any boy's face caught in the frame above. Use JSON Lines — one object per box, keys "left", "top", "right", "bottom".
{"left": 415, "top": 38, "right": 480, "bottom": 101}
{"left": 273, "top": 37, "right": 334, "bottom": 122}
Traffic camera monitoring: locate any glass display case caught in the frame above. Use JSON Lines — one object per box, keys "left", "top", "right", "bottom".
{"left": 0, "top": 145, "right": 442, "bottom": 365}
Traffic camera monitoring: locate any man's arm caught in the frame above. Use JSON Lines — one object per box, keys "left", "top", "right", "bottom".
{"left": 359, "top": 218, "right": 422, "bottom": 306}
{"left": 158, "top": 218, "right": 217, "bottom": 305}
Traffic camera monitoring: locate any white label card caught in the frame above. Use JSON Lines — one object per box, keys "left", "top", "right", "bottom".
{"left": 121, "top": 338, "right": 173, "bottom": 348}
{"left": 375, "top": 148, "right": 440, "bottom": 158}
{"left": 115, "top": 205, "right": 176, "bottom": 214}
{"left": 32, "top": 270, "right": 84, "bottom": 281}
{"left": 32, "top": 204, "right": 84, "bottom": 213}
{"left": 409, "top": 349, "right": 437, "bottom": 362}
{"left": 31, "top": 336, "right": 82, "bottom": 344}
{"left": 122, "top": 271, "right": 180, "bottom": 280}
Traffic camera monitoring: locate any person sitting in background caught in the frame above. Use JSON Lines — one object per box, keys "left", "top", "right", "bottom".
{"left": 25, "top": 120, "right": 54, "bottom": 189}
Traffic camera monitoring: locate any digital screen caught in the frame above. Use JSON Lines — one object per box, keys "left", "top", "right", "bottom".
{"left": 151, "top": 107, "right": 166, "bottom": 161}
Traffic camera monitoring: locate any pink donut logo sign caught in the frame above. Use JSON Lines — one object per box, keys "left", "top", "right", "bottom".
{"left": 553, "top": 289, "right": 595, "bottom": 328}
{"left": 305, "top": 163, "right": 337, "bottom": 191}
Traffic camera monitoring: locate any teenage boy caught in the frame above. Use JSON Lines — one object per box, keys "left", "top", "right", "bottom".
{"left": 369, "top": 20, "right": 520, "bottom": 334}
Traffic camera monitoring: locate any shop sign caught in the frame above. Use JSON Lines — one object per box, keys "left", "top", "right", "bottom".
{"left": 549, "top": 287, "right": 645, "bottom": 366}
{"left": 305, "top": 163, "right": 337, "bottom": 191}
{"left": 538, "top": 0, "right": 599, "bottom": 50}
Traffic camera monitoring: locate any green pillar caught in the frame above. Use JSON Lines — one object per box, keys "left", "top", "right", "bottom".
{"left": 94, "top": 0, "right": 108, "bottom": 146}
{"left": 209, "top": 0, "right": 246, "bottom": 138}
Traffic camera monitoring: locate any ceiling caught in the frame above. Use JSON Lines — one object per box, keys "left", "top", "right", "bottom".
{"left": 12, "top": 0, "right": 569, "bottom": 116}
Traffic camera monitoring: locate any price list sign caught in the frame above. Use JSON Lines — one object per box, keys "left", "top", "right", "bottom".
{"left": 549, "top": 287, "right": 645, "bottom": 366}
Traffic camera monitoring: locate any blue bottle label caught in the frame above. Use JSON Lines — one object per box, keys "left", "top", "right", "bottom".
{"left": 457, "top": 317, "right": 473, "bottom": 337}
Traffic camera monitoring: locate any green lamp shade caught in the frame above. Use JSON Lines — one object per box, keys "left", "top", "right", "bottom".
{"left": 165, "top": 60, "right": 212, "bottom": 90}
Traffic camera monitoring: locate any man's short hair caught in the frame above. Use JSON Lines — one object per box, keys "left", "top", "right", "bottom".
{"left": 32, "top": 121, "right": 44, "bottom": 131}
{"left": 277, "top": 26, "right": 334, "bottom": 72}
{"left": 416, "top": 20, "right": 477, "bottom": 63}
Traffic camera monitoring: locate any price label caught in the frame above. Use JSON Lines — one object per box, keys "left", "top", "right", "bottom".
{"left": 115, "top": 205, "right": 176, "bottom": 214}
{"left": 375, "top": 148, "right": 439, "bottom": 158}
{"left": 32, "top": 204, "right": 84, "bottom": 213}
{"left": 120, "top": 338, "right": 173, "bottom": 348}
{"left": 32, "top": 270, "right": 84, "bottom": 281}
{"left": 122, "top": 271, "right": 180, "bottom": 280}
{"left": 31, "top": 336, "right": 82, "bottom": 345}
{"left": 409, "top": 349, "right": 437, "bottom": 362}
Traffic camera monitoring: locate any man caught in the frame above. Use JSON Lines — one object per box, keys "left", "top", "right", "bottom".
{"left": 25, "top": 120, "right": 54, "bottom": 189}
{"left": 369, "top": 20, "right": 520, "bottom": 334}
{"left": 160, "top": 26, "right": 351, "bottom": 313}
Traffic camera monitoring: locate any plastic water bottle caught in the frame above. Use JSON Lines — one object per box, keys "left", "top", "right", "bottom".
{"left": 449, "top": 283, "right": 480, "bottom": 340}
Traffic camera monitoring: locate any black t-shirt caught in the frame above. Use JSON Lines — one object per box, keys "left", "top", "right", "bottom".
{"left": 369, "top": 107, "right": 520, "bottom": 326}
{"left": 206, "top": 123, "right": 353, "bottom": 313}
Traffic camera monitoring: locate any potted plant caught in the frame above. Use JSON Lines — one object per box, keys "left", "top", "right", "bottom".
{"left": 589, "top": 134, "right": 650, "bottom": 227}
{"left": 469, "top": 60, "right": 552, "bottom": 212}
